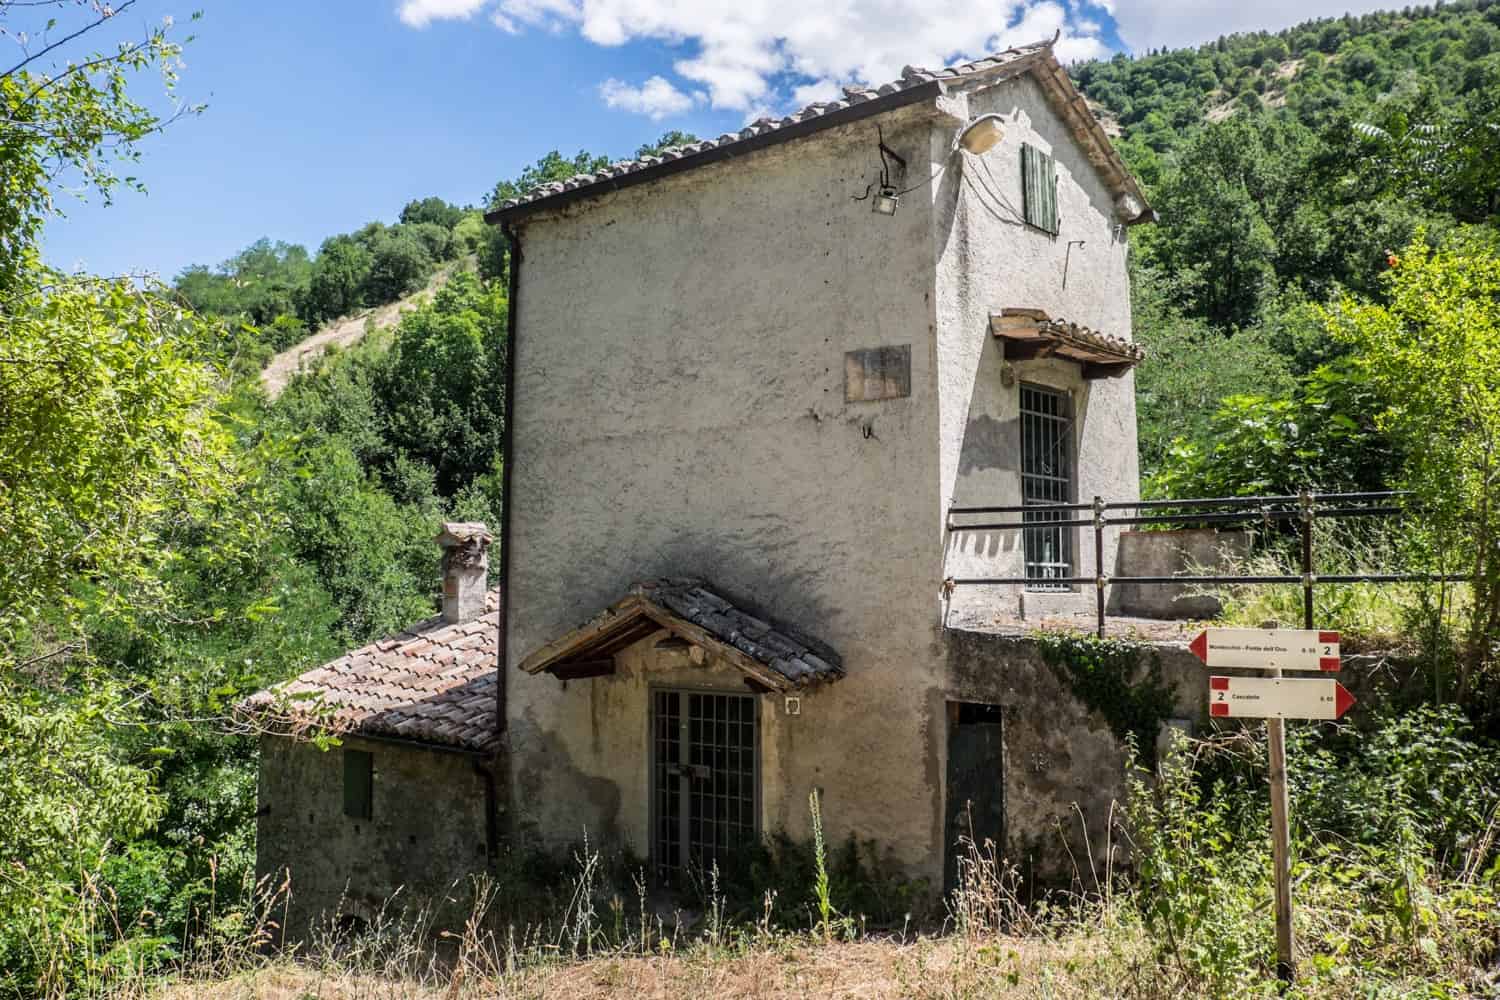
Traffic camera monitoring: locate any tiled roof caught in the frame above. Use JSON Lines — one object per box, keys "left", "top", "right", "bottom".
{"left": 239, "top": 590, "right": 500, "bottom": 754}
{"left": 991, "top": 308, "right": 1143, "bottom": 374}
{"left": 519, "top": 579, "right": 843, "bottom": 691}
{"left": 487, "top": 41, "right": 1150, "bottom": 226}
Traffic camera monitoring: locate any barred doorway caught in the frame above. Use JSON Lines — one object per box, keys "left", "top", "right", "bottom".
{"left": 651, "top": 690, "right": 759, "bottom": 884}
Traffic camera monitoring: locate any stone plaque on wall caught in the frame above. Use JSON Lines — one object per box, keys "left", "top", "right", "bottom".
{"left": 844, "top": 345, "right": 911, "bottom": 402}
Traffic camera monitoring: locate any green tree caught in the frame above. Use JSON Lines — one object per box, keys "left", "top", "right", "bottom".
{"left": 0, "top": 2, "right": 197, "bottom": 292}
{"left": 635, "top": 130, "right": 699, "bottom": 157}
{"left": 1349, "top": 86, "right": 1500, "bottom": 224}
{"left": 0, "top": 689, "right": 163, "bottom": 996}
{"left": 374, "top": 271, "right": 506, "bottom": 495}
{"left": 405, "top": 220, "right": 456, "bottom": 262}
{"left": 451, "top": 211, "right": 488, "bottom": 256}
{"left": 1325, "top": 234, "right": 1500, "bottom": 710}
{"left": 0, "top": 270, "right": 236, "bottom": 654}
{"left": 360, "top": 226, "right": 434, "bottom": 303}
{"left": 304, "top": 235, "right": 373, "bottom": 324}
{"left": 175, "top": 239, "right": 312, "bottom": 326}
{"left": 1131, "top": 267, "right": 1296, "bottom": 478}
{"left": 1135, "top": 117, "right": 1289, "bottom": 328}
{"left": 487, "top": 149, "right": 610, "bottom": 209}
{"left": 399, "top": 195, "right": 465, "bottom": 229}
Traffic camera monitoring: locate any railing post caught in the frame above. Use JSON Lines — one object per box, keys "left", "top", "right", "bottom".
{"left": 1093, "top": 495, "right": 1106, "bottom": 638}
{"left": 1300, "top": 489, "right": 1314, "bottom": 630}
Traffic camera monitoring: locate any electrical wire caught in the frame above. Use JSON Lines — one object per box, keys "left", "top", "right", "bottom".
{"left": 960, "top": 164, "right": 1026, "bottom": 227}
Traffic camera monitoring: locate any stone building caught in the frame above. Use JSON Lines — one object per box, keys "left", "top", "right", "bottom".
{"left": 489, "top": 38, "right": 1177, "bottom": 892}
{"left": 246, "top": 40, "right": 1211, "bottom": 929}
{"left": 243, "top": 523, "right": 501, "bottom": 939}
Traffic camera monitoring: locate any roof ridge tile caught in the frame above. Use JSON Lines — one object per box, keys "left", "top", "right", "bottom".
{"left": 495, "top": 41, "right": 1072, "bottom": 216}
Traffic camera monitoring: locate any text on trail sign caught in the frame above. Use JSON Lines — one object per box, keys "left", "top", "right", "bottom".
{"left": 1208, "top": 676, "right": 1356, "bottom": 720}
{"left": 1189, "top": 628, "right": 1341, "bottom": 672}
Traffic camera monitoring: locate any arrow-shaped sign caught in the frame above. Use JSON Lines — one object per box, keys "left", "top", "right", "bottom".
{"left": 1208, "top": 676, "right": 1356, "bottom": 720}
{"left": 1189, "top": 628, "right": 1341, "bottom": 672}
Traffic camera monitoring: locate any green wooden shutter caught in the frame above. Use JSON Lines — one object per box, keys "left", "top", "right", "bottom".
{"left": 1021, "top": 144, "right": 1059, "bottom": 235}
{"left": 343, "top": 749, "right": 372, "bottom": 819}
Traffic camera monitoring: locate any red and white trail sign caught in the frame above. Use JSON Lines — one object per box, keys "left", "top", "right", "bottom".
{"left": 1189, "top": 628, "right": 1341, "bottom": 672}
{"left": 1208, "top": 676, "right": 1356, "bottom": 720}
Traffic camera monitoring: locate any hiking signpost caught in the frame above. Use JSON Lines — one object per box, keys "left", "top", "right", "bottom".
{"left": 1189, "top": 626, "right": 1357, "bottom": 983}
{"left": 1188, "top": 627, "right": 1342, "bottom": 671}
{"left": 1207, "top": 676, "right": 1356, "bottom": 720}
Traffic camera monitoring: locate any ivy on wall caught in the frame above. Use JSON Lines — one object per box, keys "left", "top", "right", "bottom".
{"left": 1034, "top": 633, "right": 1177, "bottom": 766}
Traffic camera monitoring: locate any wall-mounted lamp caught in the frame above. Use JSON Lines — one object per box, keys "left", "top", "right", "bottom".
{"left": 852, "top": 126, "right": 905, "bottom": 216}
{"left": 955, "top": 113, "right": 1006, "bottom": 155}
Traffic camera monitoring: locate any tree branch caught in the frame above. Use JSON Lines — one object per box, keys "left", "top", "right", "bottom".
{"left": 0, "top": 0, "right": 137, "bottom": 81}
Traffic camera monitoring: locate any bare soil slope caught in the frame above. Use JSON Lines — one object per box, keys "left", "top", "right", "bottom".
{"left": 260, "top": 264, "right": 459, "bottom": 398}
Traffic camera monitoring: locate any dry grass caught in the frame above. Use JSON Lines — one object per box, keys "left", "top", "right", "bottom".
{"left": 117, "top": 835, "right": 1149, "bottom": 1000}
{"left": 144, "top": 933, "right": 1138, "bottom": 1000}
{"left": 45, "top": 784, "right": 1499, "bottom": 1000}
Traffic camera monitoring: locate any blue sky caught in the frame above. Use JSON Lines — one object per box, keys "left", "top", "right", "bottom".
{"left": 31, "top": 0, "right": 1390, "bottom": 280}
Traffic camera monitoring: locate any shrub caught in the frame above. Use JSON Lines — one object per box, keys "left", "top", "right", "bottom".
{"left": 361, "top": 227, "right": 434, "bottom": 304}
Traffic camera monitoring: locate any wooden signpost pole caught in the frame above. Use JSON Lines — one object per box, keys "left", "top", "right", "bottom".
{"left": 1268, "top": 706, "right": 1295, "bottom": 982}
{"left": 1189, "top": 501, "right": 1363, "bottom": 989}
{"left": 1269, "top": 491, "right": 1314, "bottom": 982}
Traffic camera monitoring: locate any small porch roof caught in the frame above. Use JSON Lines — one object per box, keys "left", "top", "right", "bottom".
{"left": 519, "top": 579, "right": 843, "bottom": 692}
{"left": 990, "top": 308, "right": 1143, "bottom": 379}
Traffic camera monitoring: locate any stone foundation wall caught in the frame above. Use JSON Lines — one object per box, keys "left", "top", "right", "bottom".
{"left": 943, "top": 630, "right": 1203, "bottom": 888}
{"left": 255, "top": 734, "right": 499, "bottom": 943}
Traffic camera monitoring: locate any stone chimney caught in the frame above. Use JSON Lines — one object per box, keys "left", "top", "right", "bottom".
{"left": 435, "top": 522, "right": 492, "bottom": 625}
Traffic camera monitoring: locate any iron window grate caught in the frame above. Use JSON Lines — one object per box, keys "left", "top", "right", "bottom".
{"left": 1020, "top": 383, "right": 1074, "bottom": 591}
{"left": 653, "top": 690, "right": 757, "bottom": 884}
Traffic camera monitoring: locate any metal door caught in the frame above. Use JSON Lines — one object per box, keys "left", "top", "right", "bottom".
{"left": 652, "top": 690, "right": 758, "bottom": 883}
{"left": 944, "top": 702, "right": 1005, "bottom": 891}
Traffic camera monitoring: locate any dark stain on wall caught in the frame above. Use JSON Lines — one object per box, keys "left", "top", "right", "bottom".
{"left": 511, "top": 712, "right": 624, "bottom": 847}
{"left": 957, "top": 414, "right": 1020, "bottom": 475}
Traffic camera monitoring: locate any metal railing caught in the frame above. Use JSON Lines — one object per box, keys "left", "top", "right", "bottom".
{"left": 945, "top": 490, "right": 1465, "bottom": 636}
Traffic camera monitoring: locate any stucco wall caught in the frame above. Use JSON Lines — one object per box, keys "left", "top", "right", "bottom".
{"left": 932, "top": 73, "right": 1141, "bottom": 623}
{"left": 506, "top": 105, "right": 949, "bottom": 874}
{"left": 255, "top": 735, "right": 495, "bottom": 942}
{"left": 504, "top": 70, "right": 1145, "bottom": 887}
{"left": 511, "top": 632, "right": 853, "bottom": 856}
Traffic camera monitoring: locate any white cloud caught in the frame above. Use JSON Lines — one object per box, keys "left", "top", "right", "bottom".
{"left": 790, "top": 79, "right": 842, "bottom": 108}
{"left": 600, "top": 75, "right": 697, "bottom": 119}
{"left": 397, "top": 0, "right": 1111, "bottom": 115}
{"left": 398, "top": 0, "right": 489, "bottom": 28}
{"left": 1109, "top": 1, "right": 1396, "bottom": 52}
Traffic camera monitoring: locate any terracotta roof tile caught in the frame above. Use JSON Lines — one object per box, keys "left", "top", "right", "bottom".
{"left": 521, "top": 579, "right": 842, "bottom": 690}
{"left": 490, "top": 43, "right": 1154, "bottom": 228}
{"left": 494, "top": 43, "right": 1051, "bottom": 218}
{"left": 238, "top": 589, "right": 500, "bottom": 754}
